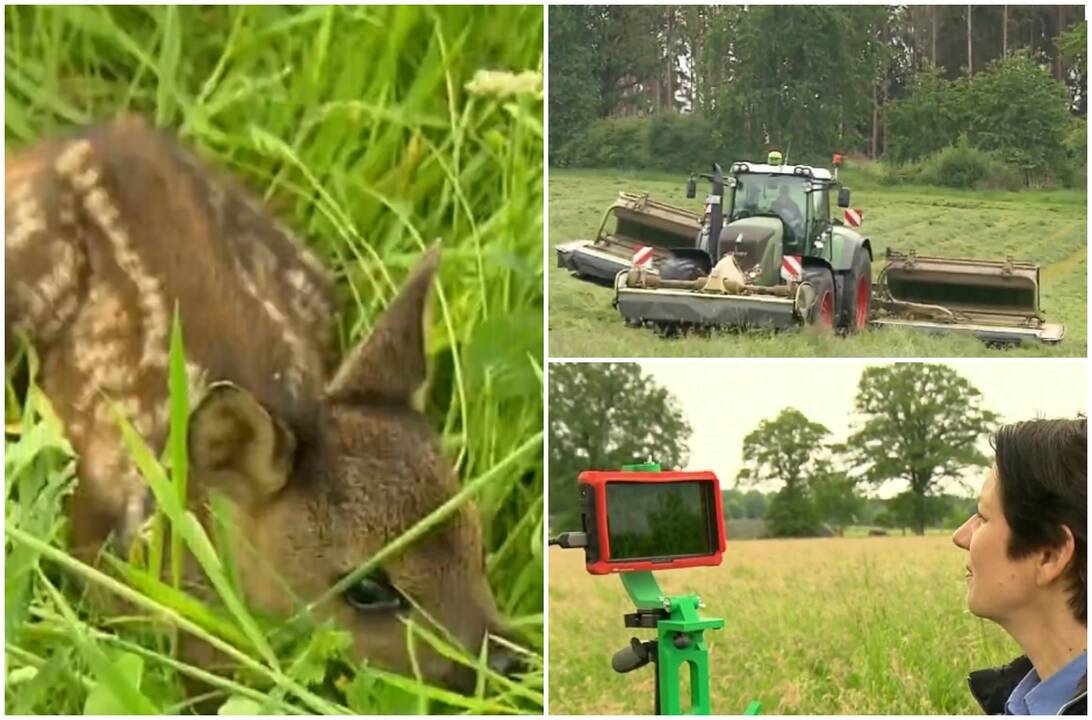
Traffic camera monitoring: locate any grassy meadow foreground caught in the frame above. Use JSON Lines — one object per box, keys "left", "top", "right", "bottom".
{"left": 548, "top": 537, "right": 1018, "bottom": 715}
{"left": 548, "top": 168, "right": 1086, "bottom": 358}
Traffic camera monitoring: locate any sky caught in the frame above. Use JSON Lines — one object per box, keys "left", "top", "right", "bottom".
{"left": 639, "top": 359, "right": 1087, "bottom": 499}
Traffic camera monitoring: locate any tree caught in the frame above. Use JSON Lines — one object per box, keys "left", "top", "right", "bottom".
{"left": 966, "top": 5, "right": 973, "bottom": 74}
{"left": 587, "top": 6, "right": 663, "bottom": 118}
{"left": 549, "top": 363, "right": 691, "bottom": 530}
{"left": 738, "top": 407, "right": 832, "bottom": 537}
{"left": 548, "top": 6, "right": 600, "bottom": 162}
{"left": 964, "top": 50, "right": 1072, "bottom": 182}
{"left": 741, "top": 489, "right": 769, "bottom": 519}
{"left": 1056, "top": 21, "right": 1087, "bottom": 115}
{"left": 738, "top": 407, "right": 831, "bottom": 491}
{"left": 888, "top": 490, "right": 952, "bottom": 533}
{"left": 943, "top": 494, "right": 978, "bottom": 529}
{"left": 709, "top": 5, "right": 893, "bottom": 161}
{"left": 723, "top": 488, "right": 771, "bottom": 520}
{"left": 811, "top": 463, "right": 865, "bottom": 536}
{"left": 846, "top": 364, "right": 998, "bottom": 535}
{"left": 1002, "top": 5, "right": 1008, "bottom": 58}
{"left": 722, "top": 488, "right": 745, "bottom": 520}
{"left": 884, "top": 67, "right": 967, "bottom": 162}
{"left": 765, "top": 484, "right": 820, "bottom": 538}
{"left": 931, "top": 6, "right": 938, "bottom": 66}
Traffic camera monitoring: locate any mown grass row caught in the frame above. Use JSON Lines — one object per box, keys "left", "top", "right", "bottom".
{"left": 5, "top": 5, "right": 543, "bottom": 714}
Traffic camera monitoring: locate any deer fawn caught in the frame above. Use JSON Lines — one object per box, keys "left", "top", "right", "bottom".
{"left": 5, "top": 116, "right": 523, "bottom": 692}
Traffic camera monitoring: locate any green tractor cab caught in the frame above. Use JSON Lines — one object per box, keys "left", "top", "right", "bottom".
{"left": 615, "top": 153, "right": 874, "bottom": 333}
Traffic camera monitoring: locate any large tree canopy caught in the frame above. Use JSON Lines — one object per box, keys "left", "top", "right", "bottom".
{"left": 737, "top": 407, "right": 837, "bottom": 538}
{"left": 548, "top": 363, "right": 691, "bottom": 529}
{"left": 845, "top": 364, "right": 998, "bottom": 535}
{"left": 737, "top": 407, "right": 831, "bottom": 492}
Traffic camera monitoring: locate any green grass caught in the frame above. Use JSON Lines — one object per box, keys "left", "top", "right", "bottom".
{"left": 549, "top": 538, "right": 1019, "bottom": 714}
{"left": 5, "top": 5, "right": 543, "bottom": 714}
{"left": 548, "top": 168, "right": 1086, "bottom": 357}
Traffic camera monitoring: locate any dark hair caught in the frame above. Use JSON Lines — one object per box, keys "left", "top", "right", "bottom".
{"left": 992, "top": 417, "right": 1087, "bottom": 625}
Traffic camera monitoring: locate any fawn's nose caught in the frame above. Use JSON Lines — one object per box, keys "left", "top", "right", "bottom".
{"left": 446, "top": 664, "right": 478, "bottom": 695}
{"left": 487, "top": 640, "right": 527, "bottom": 677}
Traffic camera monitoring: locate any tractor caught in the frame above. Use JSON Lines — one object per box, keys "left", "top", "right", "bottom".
{"left": 556, "top": 152, "right": 1062, "bottom": 344}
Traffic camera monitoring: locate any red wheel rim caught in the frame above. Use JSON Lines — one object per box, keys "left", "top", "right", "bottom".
{"left": 819, "top": 290, "right": 834, "bottom": 329}
{"left": 855, "top": 275, "right": 870, "bottom": 329}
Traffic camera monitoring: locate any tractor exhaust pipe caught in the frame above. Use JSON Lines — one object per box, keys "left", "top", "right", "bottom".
{"left": 693, "top": 163, "right": 725, "bottom": 260}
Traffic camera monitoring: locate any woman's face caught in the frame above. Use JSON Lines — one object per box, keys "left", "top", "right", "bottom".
{"left": 951, "top": 468, "right": 1040, "bottom": 623}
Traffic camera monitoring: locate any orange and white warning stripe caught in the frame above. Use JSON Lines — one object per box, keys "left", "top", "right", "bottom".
{"left": 632, "top": 245, "right": 654, "bottom": 267}
{"left": 844, "top": 208, "right": 863, "bottom": 227}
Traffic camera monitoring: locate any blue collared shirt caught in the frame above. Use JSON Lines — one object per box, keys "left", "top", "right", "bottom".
{"left": 1005, "top": 651, "right": 1087, "bottom": 715}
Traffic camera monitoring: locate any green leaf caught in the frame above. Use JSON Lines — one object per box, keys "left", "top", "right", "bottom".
{"left": 287, "top": 626, "right": 352, "bottom": 687}
{"left": 217, "top": 695, "right": 265, "bottom": 715}
{"left": 104, "top": 555, "right": 254, "bottom": 651}
{"left": 82, "top": 652, "right": 155, "bottom": 715}
{"left": 7, "top": 665, "right": 39, "bottom": 685}
{"left": 166, "top": 306, "right": 190, "bottom": 589}
{"left": 345, "top": 672, "right": 420, "bottom": 715}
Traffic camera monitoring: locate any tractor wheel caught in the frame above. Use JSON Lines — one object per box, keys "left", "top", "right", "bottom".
{"left": 804, "top": 269, "right": 835, "bottom": 330}
{"left": 841, "top": 247, "right": 872, "bottom": 333}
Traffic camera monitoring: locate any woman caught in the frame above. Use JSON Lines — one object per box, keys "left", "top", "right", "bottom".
{"left": 952, "top": 418, "right": 1086, "bottom": 715}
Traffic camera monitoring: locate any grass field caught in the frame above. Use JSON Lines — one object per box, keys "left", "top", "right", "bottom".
{"left": 548, "top": 168, "right": 1086, "bottom": 357}
{"left": 548, "top": 537, "right": 1019, "bottom": 715}
{"left": 5, "top": 5, "right": 543, "bottom": 714}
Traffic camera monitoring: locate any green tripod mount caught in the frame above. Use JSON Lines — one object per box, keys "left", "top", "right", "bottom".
{"left": 615, "top": 570, "right": 723, "bottom": 714}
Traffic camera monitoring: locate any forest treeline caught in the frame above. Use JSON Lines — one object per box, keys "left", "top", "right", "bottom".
{"left": 549, "top": 5, "right": 1086, "bottom": 187}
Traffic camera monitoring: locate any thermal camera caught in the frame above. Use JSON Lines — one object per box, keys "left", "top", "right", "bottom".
{"left": 578, "top": 470, "right": 726, "bottom": 574}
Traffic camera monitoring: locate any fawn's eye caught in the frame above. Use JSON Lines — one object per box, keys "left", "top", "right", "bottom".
{"left": 342, "top": 570, "right": 408, "bottom": 613}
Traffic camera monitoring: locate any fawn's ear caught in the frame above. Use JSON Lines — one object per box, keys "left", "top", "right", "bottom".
{"left": 188, "top": 382, "right": 296, "bottom": 506}
{"left": 325, "top": 247, "right": 439, "bottom": 404}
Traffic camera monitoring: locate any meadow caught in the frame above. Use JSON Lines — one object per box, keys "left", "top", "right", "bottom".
{"left": 548, "top": 537, "right": 1019, "bottom": 715}
{"left": 5, "top": 5, "right": 543, "bottom": 714}
{"left": 548, "top": 168, "right": 1086, "bottom": 358}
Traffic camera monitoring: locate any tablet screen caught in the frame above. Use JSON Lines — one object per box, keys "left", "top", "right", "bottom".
{"left": 605, "top": 481, "right": 716, "bottom": 561}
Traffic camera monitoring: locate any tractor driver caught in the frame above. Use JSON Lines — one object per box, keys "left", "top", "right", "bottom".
{"left": 771, "top": 183, "right": 805, "bottom": 244}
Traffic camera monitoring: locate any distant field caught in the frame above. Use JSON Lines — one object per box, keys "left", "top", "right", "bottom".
{"left": 548, "top": 537, "right": 1018, "bottom": 715}
{"left": 548, "top": 168, "right": 1086, "bottom": 358}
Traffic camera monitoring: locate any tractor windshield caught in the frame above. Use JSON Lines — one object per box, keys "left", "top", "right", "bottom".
{"left": 730, "top": 174, "right": 808, "bottom": 244}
